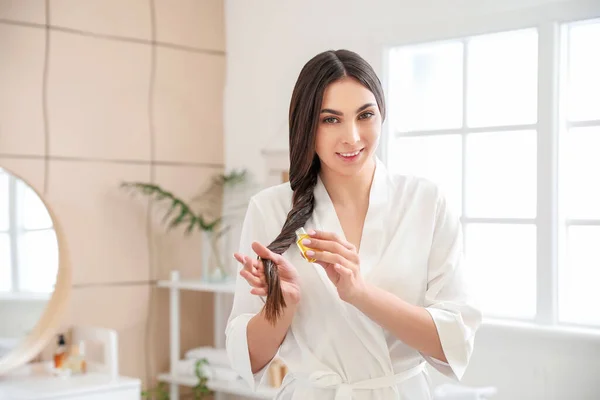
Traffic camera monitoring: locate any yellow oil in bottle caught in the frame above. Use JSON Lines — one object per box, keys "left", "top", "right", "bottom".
{"left": 295, "top": 227, "right": 316, "bottom": 263}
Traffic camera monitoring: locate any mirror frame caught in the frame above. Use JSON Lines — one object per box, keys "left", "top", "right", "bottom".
{"left": 0, "top": 168, "right": 72, "bottom": 375}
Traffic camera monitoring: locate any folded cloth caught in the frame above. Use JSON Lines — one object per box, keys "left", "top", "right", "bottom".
{"left": 433, "top": 383, "right": 498, "bottom": 400}
{"left": 184, "top": 346, "right": 231, "bottom": 368}
{"left": 175, "top": 358, "right": 240, "bottom": 382}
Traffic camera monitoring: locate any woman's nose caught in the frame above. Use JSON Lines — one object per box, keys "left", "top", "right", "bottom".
{"left": 342, "top": 123, "right": 361, "bottom": 144}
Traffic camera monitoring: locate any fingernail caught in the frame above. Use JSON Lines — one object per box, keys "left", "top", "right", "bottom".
{"left": 308, "top": 229, "right": 316, "bottom": 235}
{"left": 301, "top": 238, "right": 311, "bottom": 245}
{"left": 306, "top": 250, "right": 315, "bottom": 256}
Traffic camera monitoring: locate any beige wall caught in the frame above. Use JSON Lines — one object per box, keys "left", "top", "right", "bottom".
{"left": 0, "top": 0, "right": 225, "bottom": 389}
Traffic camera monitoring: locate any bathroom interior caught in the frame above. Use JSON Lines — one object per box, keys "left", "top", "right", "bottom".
{"left": 0, "top": 0, "right": 599, "bottom": 399}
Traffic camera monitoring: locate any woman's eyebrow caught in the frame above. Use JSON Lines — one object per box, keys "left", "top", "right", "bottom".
{"left": 320, "top": 103, "right": 376, "bottom": 116}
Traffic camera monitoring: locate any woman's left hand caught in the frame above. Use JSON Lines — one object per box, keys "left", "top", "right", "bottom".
{"left": 302, "top": 230, "right": 368, "bottom": 304}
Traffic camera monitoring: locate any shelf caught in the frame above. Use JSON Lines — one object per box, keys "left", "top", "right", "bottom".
{"left": 0, "top": 291, "right": 51, "bottom": 301}
{"left": 157, "top": 279, "right": 236, "bottom": 294}
{"left": 157, "top": 373, "right": 279, "bottom": 399}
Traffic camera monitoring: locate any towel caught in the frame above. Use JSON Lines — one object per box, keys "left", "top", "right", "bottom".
{"left": 184, "top": 346, "right": 231, "bottom": 368}
{"left": 175, "top": 358, "right": 240, "bottom": 381}
{"left": 433, "top": 383, "right": 498, "bottom": 400}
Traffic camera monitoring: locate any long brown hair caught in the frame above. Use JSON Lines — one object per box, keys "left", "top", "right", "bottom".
{"left": 260, "top": 49, "right": 386, "bottom": 324}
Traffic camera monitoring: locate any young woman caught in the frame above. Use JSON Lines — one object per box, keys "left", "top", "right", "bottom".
{"left": 225, "top": 49, "right": 481, "bottom": 399}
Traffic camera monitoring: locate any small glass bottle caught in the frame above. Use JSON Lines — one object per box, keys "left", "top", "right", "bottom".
{"left": 67, "top": 341, "right": 87, "bottom": 374}
{"left": 295, "top": 227, "right": 316, "bottom": 263}
{"left": 53, "top": 334, "right": 67, "bottom": 370}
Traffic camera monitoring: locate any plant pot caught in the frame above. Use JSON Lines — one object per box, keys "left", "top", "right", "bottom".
{"left": 200, "top": 229, "right": 234, "bottom": 283}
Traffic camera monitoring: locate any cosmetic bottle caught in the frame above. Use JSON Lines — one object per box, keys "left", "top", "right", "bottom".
{"left": 295, "top": 227, "right": 316, "bottom": 263}
{"left": 66, "top": 341, "right": 87, "bottom": 374}
{"left": 53, "top": 334, "right": 67, "bottom": 369}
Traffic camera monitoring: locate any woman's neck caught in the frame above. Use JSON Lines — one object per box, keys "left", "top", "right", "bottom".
{"left": 319, "top": 156, "right": 376, "bottom": 207}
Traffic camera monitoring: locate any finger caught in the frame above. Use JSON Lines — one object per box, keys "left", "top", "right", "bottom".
{"left": 254, "top": 259, "right": 265, "bottom": 278}
{"left": 256, "top": 258, "right": 264, "bottom": 272}
{"left": 242, "top": 255, "right": 260, "bottom": 277}
{"left": 245, "top": 256, "right": 260, "bottom": 275}
{"left": 252, "top": 241, "right": 286, "bottom": 266}
{"left": 308, "top": 230, "right": 355, "bottom": 251}
{"left": 301, "top": 237, "right": 356, "bottom": 262}
{"left": 250, "top": 287, "right": 267, "bottom": 296}
{"left": 308, "top": 250, "right": 350, "bottom": 269}
{"left": 240, "top": 269, "right": 265, "bottom": 288}
{"left": 311, "top": 251, "right": 359, "bottom": 275}
{"left": 233, "top": 252, "right": 245, "bottom": 265}
{"left": 334, "top": 263, "right": 353, "bottom": 278}
{"left": 235, "top": 253, "right": 256, "bottom": 274}
{"left": 316, "top": 261, "right": 339, "bottom": 284}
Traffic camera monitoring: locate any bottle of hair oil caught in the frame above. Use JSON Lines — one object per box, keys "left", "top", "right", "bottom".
{"left": 295, "top": 228, "right": 316, "bottom": 263}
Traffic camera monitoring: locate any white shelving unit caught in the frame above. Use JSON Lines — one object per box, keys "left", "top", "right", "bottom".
{"left": 157, "top": 270, "right": 279, "bottom": 400}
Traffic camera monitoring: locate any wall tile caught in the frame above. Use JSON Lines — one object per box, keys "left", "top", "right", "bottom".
{"left": 153, "top": 48, "right": 224, "bottom": 164}
{"left": 0, "top": 24, "right": 45, "bottom": 156}
{"left": 46, "top": 160, "right": 151, "bottom": 285}
{"left": 0, "top": 157, "right": 45, "bottom": 194}
{"left": 47, "top": 31, "right": 151, "bottom": 161}
{"left": 154, "top": 0, "right": 225, "bottom": 52}
{"left": 50, "top": 0, "right": 150, "bottom": 40}
{"left": 68, "top": 284, "right": 150, "bottom": 385}
{"left": 0, "top": 1, "right": 46, "bottom": 24}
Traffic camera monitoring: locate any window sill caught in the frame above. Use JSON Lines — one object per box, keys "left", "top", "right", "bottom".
{"left": 482, "top": 317, "right": 600, "bottom": 341}
{"left": 0, "top": 292, "right": 51, "bottom": 302}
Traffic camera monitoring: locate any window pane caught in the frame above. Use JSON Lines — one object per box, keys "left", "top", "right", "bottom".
{"left": 465, "top": 224, "right": 536, "bottom": 319}
{"left": 561, "top": 127, "right": 600, "bottom": 219}
{"left": 0, "top": 234, "right": 11, "bottom": 291}
{"left": 389, "top": 41, "right": 463, "bottom": 132}
{"left": 0, "top": 170, "right": 8, "bottom": 231}
{"left": 566, "top": 20, "right": 600, "bottom": 122}
{"left": 467, "top": 29, "right": 538, "bottom": 127}
{"left": 465, "top": 130, "right": 537, "bottom": 218}
{"left": 17, "top": 229, "right": 58, "bottom": 293}
{"left": 559, "top": 226, "right": 600, "bottom": 326}
{"left": 388, "top": 134, "right": 462, "bottom": 214}
{"left": 17, "top": 180, "right": 52, "bottom": 230}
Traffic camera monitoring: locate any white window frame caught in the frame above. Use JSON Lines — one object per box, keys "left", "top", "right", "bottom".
{"left": 379, "top": 2, "right": 600, "bottom": 331}
{"left": 0, "top": 172, "right": 54, "bottom": 295}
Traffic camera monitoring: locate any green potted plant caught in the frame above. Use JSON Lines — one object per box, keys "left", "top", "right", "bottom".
{"left": 121, "top": 169, "right": 249, "bottom": 282}
{"left": 141, "top": 358, "right": 211, "bottom": 400}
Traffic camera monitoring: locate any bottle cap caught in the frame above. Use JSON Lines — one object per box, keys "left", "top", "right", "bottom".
{"left": 295, "top": 227, "right": 307, "bottom": 237}
{"left": 58, "top": 334, "right": 66, "bottom": 346}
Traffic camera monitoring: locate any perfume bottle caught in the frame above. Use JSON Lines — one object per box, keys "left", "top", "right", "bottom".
{"left": 295, "top": 227, "right": 316, "bottom": 263}
{"left": 66, "top": 341, "right": 87, "bottom": 374}
{"left": 53, "top": 334, "right": 67, "bottom": 369}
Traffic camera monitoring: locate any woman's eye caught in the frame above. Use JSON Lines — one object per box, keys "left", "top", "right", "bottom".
{"left": 323, "top": 117, "right": 339, "bottom": 124}
{"left": 359, "top": 111, "right": 375, "bottom": 120}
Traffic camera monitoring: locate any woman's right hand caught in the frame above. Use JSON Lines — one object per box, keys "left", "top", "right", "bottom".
{"left": 234, "top": 241, "right": 301, "bottom": 306}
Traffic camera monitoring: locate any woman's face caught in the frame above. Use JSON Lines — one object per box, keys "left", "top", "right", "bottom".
{"left": 315, "top": 77, "right": 382, "bottom": 177}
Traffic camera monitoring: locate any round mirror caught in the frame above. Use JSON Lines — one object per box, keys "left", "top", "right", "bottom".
{"left": 0, "top": 167, "right": 71, "bottom": 375}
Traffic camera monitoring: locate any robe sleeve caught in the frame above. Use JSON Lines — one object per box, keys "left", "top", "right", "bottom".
{"left": 225, "top": 197, "right": 280, "bottom": 391}
{"left": 422, "top": 191, "right": 482, "bottom": 381}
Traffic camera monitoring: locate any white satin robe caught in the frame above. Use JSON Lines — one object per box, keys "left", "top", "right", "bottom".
{"left": 225, "top": 157, "right": 481, "bottom": 399}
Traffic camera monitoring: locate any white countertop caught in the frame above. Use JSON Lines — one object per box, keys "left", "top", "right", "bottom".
{"left": 0, "top": 363, "right": 140, "bottom": 400}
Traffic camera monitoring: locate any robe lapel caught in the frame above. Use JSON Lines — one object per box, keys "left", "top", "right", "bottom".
{"left": 356, "top": 157, "right": 389, "bottom": 281}
{"left": 312, "top": 156, "right": 389, "bottom": 282}
{"left": 308, "top": 157, "right": 395, "bottom": 373}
